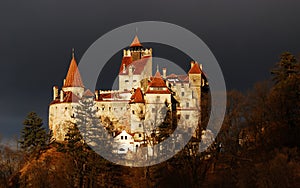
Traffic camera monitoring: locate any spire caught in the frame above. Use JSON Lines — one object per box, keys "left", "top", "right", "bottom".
{"left": 63, "top": 49, "right": 84, "bottom": 88}
{"left": 156, "top": 64, "right": 159, "bottom": 73}
{"left": 130, "top": 35, "right": 142, "bottom": 47}
{"left": 154, "top": 69, "right": 162, "bottom": 78}
{"left": 71, "top": 48, "right": 75, "bottom": 60}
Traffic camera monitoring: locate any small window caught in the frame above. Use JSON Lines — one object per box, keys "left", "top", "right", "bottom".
{"left": 109, "top": 107, "right": 111, "bottom": 111}
{"left": 139, "top": 134, "right": 142, "bottom": 137}
{"left": 121, "top": 107, "right": 123, "bottom": 111}
{"left": 140, "top": 110, "right": 143, "bottom": 114}
{"left": 125, "top": 80, "right": 129, "bottom": 82}
{"left": 139, "top": 124, "right": 142, "bottom": 128}
{"left": 186, "top": 102, "right": 189, "bottom": 108}
{"left": 65, "top": 107, "right": 67, "bottom": 110}
{"left": 132, "top": 110, "right": 135, "bottom": 114}
{"left": 181, "top": 92, "right": 184, "bottom": 96}
{"left": 152, "top": 108, "right": 155, "bottom": 113}
{"left": 121, "top": 136, "right": 123, "bottom": 140}
{"left": 125, "top": 136, "right": 127, "bottom": 140}
{"left": 185, "top": 115, "right": 190, "bottom": 119}
{"left": 156, "top": 96, "right": 160, "bottom": 99}
{"left": 133, "top": 80, "right": 137, "bottom": 82}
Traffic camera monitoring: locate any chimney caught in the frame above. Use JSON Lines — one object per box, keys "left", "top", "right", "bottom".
{"left": 162, "top": 68, "right": 167, "bottom": 79}
{"left": 95, "top": 90, "right": 99, "bottom": 100}
{"left": 53, "top": 86, "right": 58, "bottom": 100}
{"left": 191, "top": 61, "right": 195, "bottom": 69}
{"left": 123, "top": 64, "right": 126, "bottom": 74}
{"left": 199, "top": 63, "right": 203, "bottom": 70}
{"left": 63, "top": 79, "right": 66, "bottom": 86}
{"left": 129, "top": 65, "right": 133, "bottom": 75}
{"left": 60, "top": 90, "right": 64, "bottom": 102}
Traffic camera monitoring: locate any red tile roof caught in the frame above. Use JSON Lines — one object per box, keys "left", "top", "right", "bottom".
{"left": 166, "top": 73, "right": 178, "bottom": 78}
{"left": 83, "top": 89, "right": 94, "bottom": 97}
{"left": 146, "top": 71, "right": 171, "bottom": 94}
{"left": 64, "top": 91, "right": 80, "bottom": 102}
{"left": 119, "top": 56, "right": 133, "bottom": 73}
{"left": 188, "top": 62, "right": 202, "bottom": 74}
{"left": 50, "top": 91, "right": 80, "bottom": 105}
{"left": 148, "top": 71, "right": 166, "bottom": 87}
{"left": 130, "top": 35, "right": 142, "bottom": 47}
{"left": 145, "top": 90, "right": 171, "bottom": 94}
{"left": 119, "top": 57, "right": 151, "bottom": 75}
{"left": 129, "top": 88, "right": 145, "bottom": 103}
{"left": 63, "top": 53, "right": 84, "bottom": 88}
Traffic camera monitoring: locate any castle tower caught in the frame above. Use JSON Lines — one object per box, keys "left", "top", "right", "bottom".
{"left": 119, "top": 35, "right": 152, "bottom": 91}
{"left": 62, "top": 49, "right": 85, "bottom": 97}
{"left": 129, "top": 35, "right": 143, "bottom": 61}
{"left": 129, "top": 88, "right": 145, "bottom": 137}
{"left": 188, "top": 61, "right": 202, "bottom": 108}
{"left": 144, "top": 71, "right": 171, "bottom": 130}
{"left": 49, "top": 49, "right": 85, "bottom": 142}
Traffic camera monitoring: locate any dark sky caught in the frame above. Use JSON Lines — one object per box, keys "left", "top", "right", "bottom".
{"left": 0, "top": 0, "right": 300, "bottom": 140}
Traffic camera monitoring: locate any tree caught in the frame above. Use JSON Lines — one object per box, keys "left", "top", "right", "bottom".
{"left": 67, "top": 124, "right": 90, "bottom": 187}
{"left": 19, "top": 112, "right": 49, "bottom": 153}
{"left": 269, "top": 52, "right": 300, "bottom": 146}
{"left": 271, "top": 52, "right": 299, "bottom": 85}
{"left": 75, "top": 94, "right": 103, "bottom": 147}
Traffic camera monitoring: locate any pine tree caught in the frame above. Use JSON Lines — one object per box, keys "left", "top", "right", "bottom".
{"left": 271, "top": 52, "right": 299, "bottom": 85}
{"left": 19, "top": 112, "right": 49, "bottom": 153}
{"left": 74, "top": 94, "right": 113, "bottom": 156}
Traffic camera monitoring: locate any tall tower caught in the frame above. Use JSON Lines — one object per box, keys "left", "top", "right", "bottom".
{"left": 188, "top": 61, "right": 202, "bottom": 108}
{"left": 49, "top": 49, "right": 85, "bottom": 142}
{"left": 119, "top": 35, "right": 153, "bottom": 91}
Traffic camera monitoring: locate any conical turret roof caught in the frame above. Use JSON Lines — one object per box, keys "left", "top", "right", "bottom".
{"left": 63, "top": 50, "right": 84, "bottom": 88}
{"left": 188, "top": 62, "right": 202, "bottom": 74}
{"left": 130, "top": 35, "right": 142, "bottom": 47}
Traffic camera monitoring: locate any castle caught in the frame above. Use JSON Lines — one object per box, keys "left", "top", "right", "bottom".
{"left": 49, "top": 35, "right": 206, "bottom": 152}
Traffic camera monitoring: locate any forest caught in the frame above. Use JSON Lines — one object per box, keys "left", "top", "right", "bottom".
{"left": 0, "top": 52, "right": 299, "bottom": 188}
